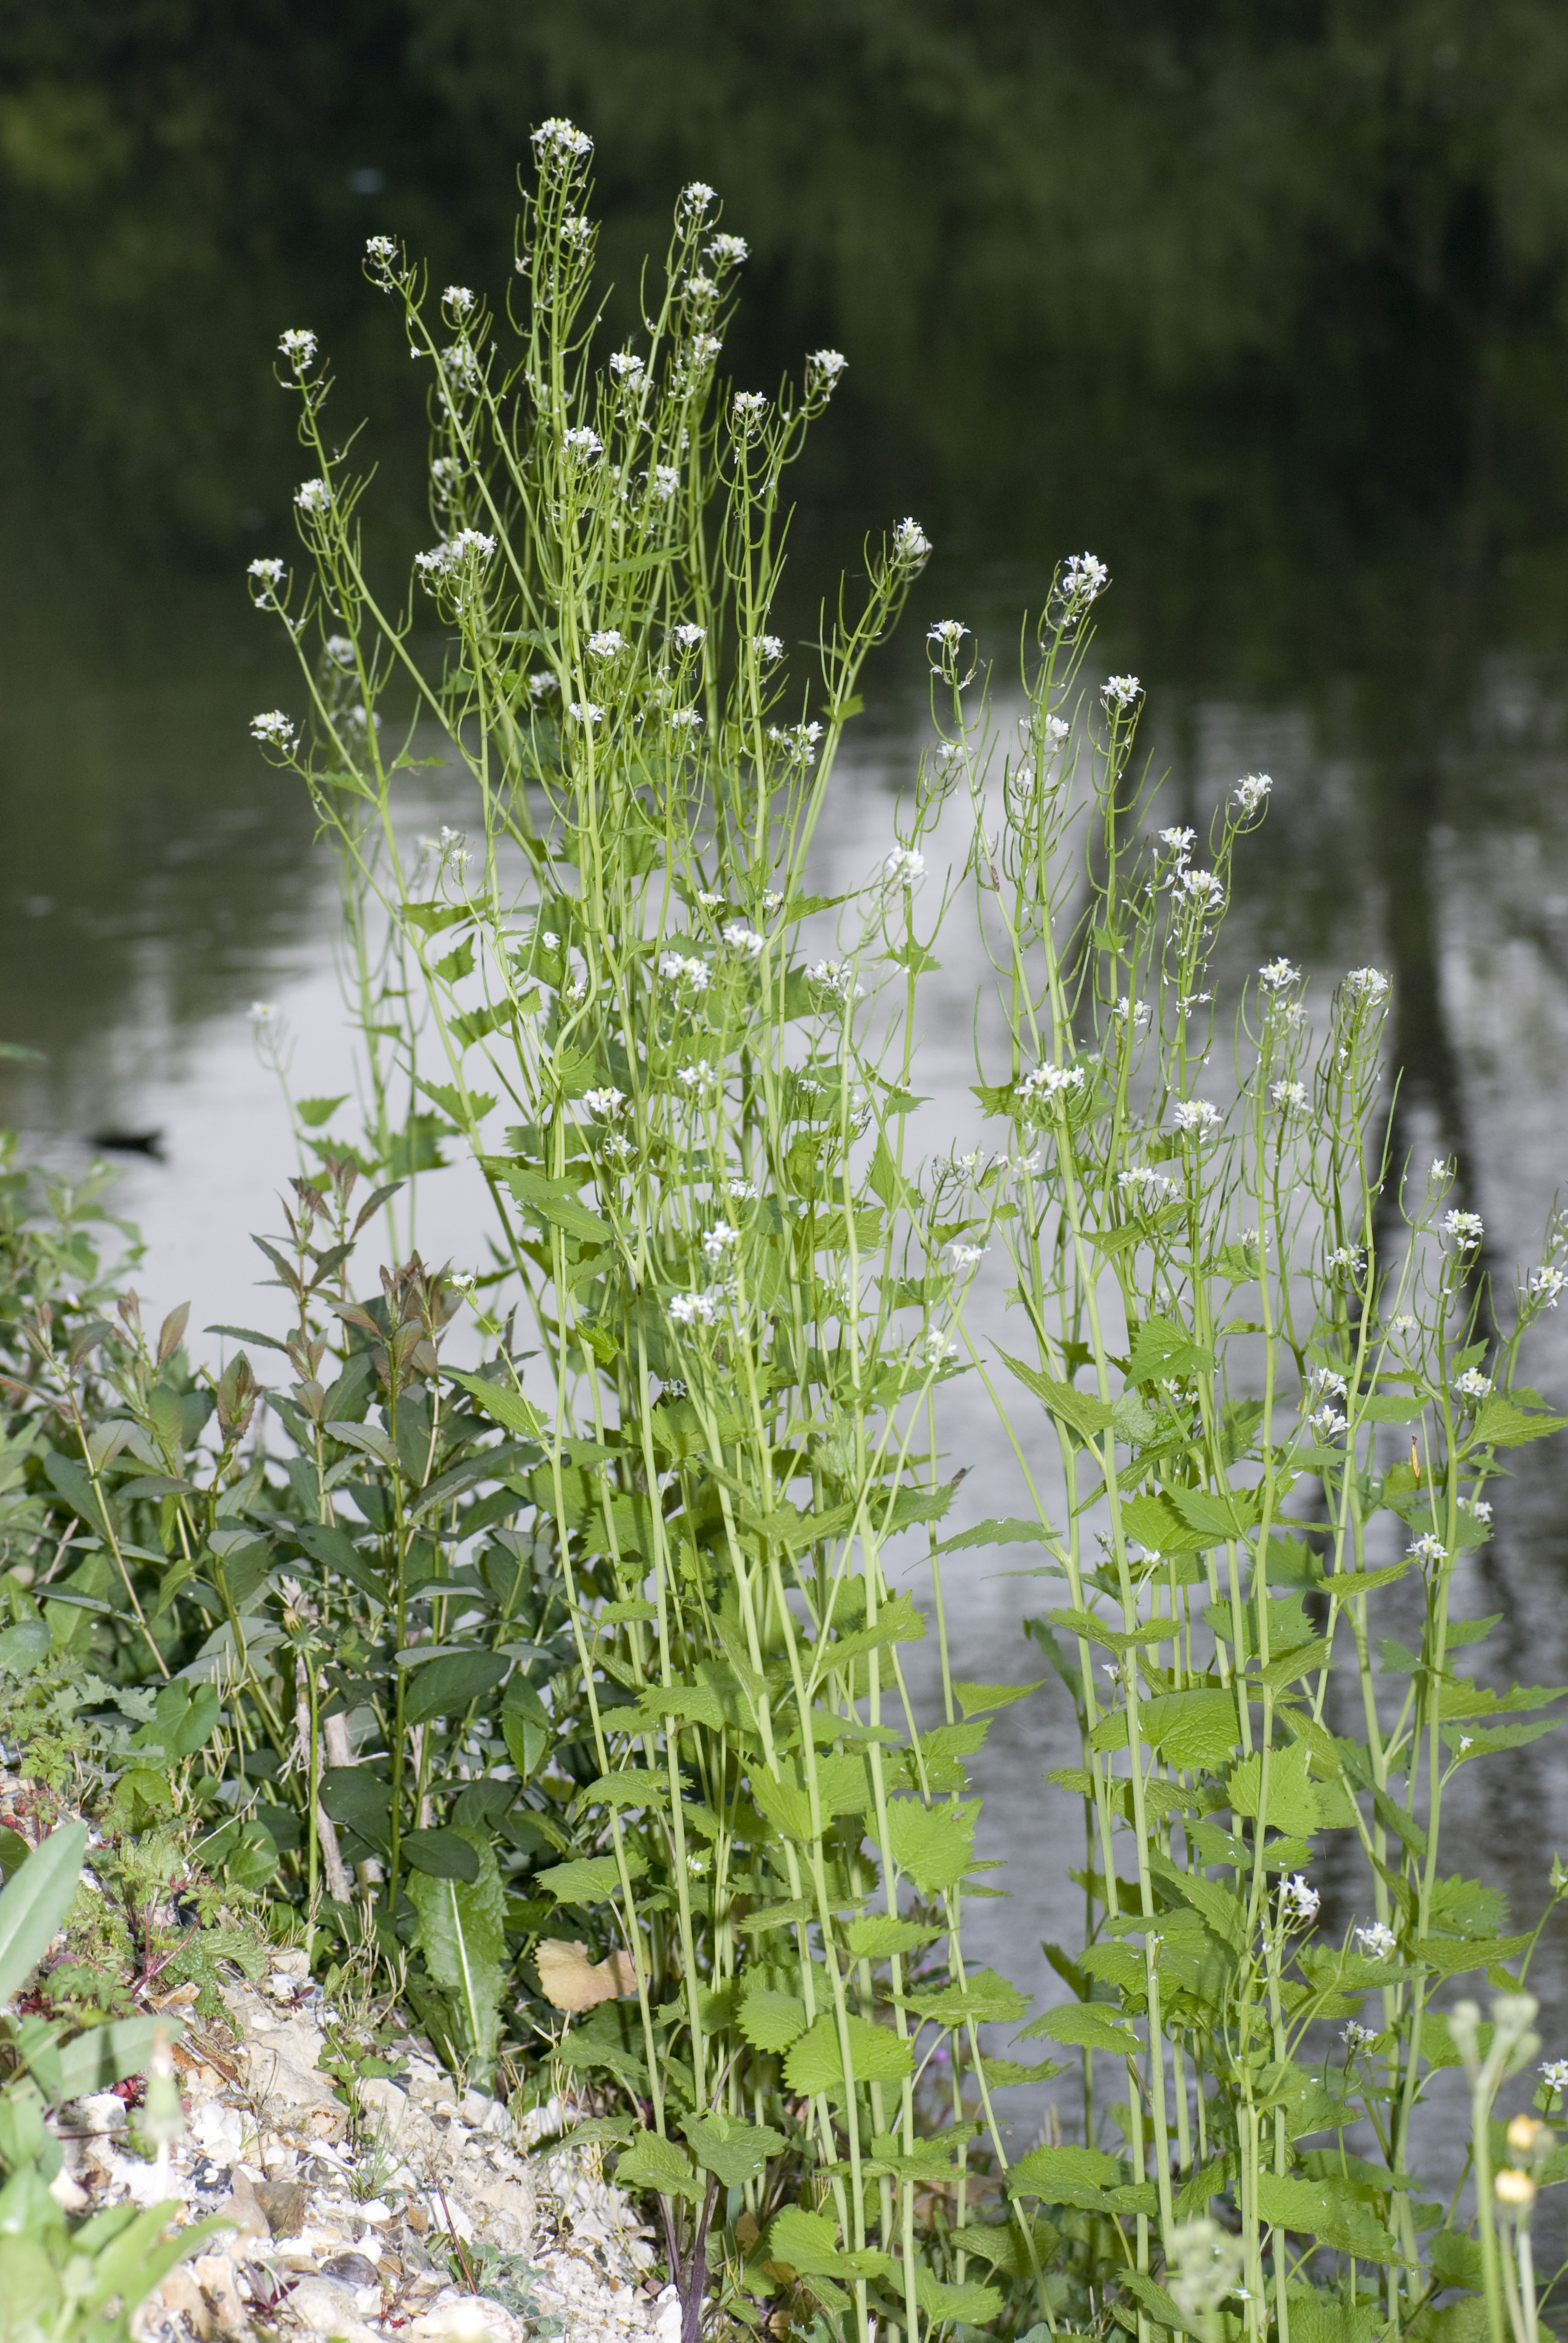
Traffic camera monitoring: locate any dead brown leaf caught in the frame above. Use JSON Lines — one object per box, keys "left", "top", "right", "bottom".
{"left": 535, "top": 1936, "right": 640, "bottom": 2011}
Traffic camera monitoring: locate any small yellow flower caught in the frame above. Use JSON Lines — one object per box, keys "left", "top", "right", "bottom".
{"left": 1508, "top": 2115, "right": 1546, "bottom": 2155}
{"left": 1495, "top": 2168, "right": 1538, "bottom": 2210}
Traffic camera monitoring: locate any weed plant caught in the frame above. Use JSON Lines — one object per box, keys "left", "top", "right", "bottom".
{"left": 1, "top": 112, "right": 1566, "bottom": 2343}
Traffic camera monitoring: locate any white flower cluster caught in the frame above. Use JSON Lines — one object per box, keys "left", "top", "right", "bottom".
{"left": 1278, "top": 1875, "right": 1321, "bottom": 1926}
{"left": 650, "top": 465, "right": 681, "bottom": 502}
{"left": 728, "top": 1175, "right": 759, "bottom": 1202}
{"left": 806, "top": 958, "right": 864, "bottom": 1001}
{"left": 610, "top": 350, "right": 644, "bottom": 382}
{"left": 1462, "top": 1496, "right": 1493, "bottom": 1524}
{"left": 707, "top": 234, "right": 749, "bottom": 267}
{"left": 1102, "top": 673, "right": 1142, "bottom": 711}
{"left": 1233, "top": 772, "right": 1273, "bottom": 815}
{"left": 1344, "top": 966, "right": 1391, "bottom": 1004}
{"left": 295, "top": 477, "right": 331, "bottom": 515}
{"left": 1355, "top": 1921, "right": 1398, "bottom": 1961}
{"left": 768, "top": 721, "right": 823, "bottom": 765}
{"left": 1442, "top": 1208, "right": 1485, "bottom": 1248}
{"left": 678, "top": 1062, "right": 717, "bottom": 1093}
{"left": 658, "top": 951, "right": 710, "bottom": 991}
{"left": 564, "top": 425, "right": 603, "bottom": 462}
{"left": 949, "top": 1243, "right": 987, "bottom": 1269}
{"left": 807, "top": 349, "right": 848, "bottom": 392}
{"left": 927, "top": 618, "right": 969, "bottom": 656}
{"left": 1119, "top": 1165, "right": 1175, "bottom": 1199}
{"left": 1172, "top": 1098, "right": 1220, "bottom": 1136}
{"left": 1059, "top": 550, "right": 1109, "bottom": 604}
{"left": 1310, "top": 1366, "right": 1348, "bottom": 1398}
{"left": 365, "top": 234, "right": 398, "bottom": 269}
{"left": 324, "top": 635, "right": 354, "bottom": 667}
{"left": 681, "top": 180, "right": 717, "bottom": 215}
{"left": 892, "top": 517, "right": 932, "bottom": 563}
{"left": 431, "top": 454, "right": 463, "bottom": 494}
{"left": 527, "top": 672, "right": 558, "bottom": 702}
{"left": 884, "top": 847, "right": 925, "bottom": 883}
{"left": 1528, "top": 1264, "right": 1566, "bottom": 1307}
{"left": 752, "top": 634, "right": 783, "bottom": 663}
{"left": 1114, "top": 996, "right": 1151, "bottom": 1026}
{"left": 669, "top": 1290, "right": 719, "bottom": 1327}
{"left": 587, "top": 629, "right": 626, "bottom": 658}
{"left": 1453, "top": 1367, "right": 1494, "bottom": 1401}
{"left": 671, "top": 623, "right": 705, "bottom": 652}
{"left": 1407, "top": 1534, "right": 1448, "bottom": 1567}
{"left": 701, "top": 1222, "right": 738, "bottom": 1264}
{"left": 1325, "top": 1244, "right": 1367, "bottom": 1279}
{"left": 1177, "top": 867, "right": 1224, "bottom": 913}
{"left": 1020, "top": 1063, "right": 1085, "bottom": 1107}
{"left": 1310, "top": 1405, "right": 1348, "bottom": 1441}
{"left": 532, "top": 117, "right": 594, "bottom": 164}
{"left": 567, "top": 700, "right": 604, "bottom": 726}
{"left": 1270, "top": 1080, "right": 1307, "bottom": 1110}
{"left": 1158, "top": 824, "right": 1196, "bottom": 865}
{"left": 279, "top": 328, "right": 318, "bottom": 373}
{"left": 1259, "top": 956, "right": 1301, "bottom": 989}
{"left": 443, "top": 284, "right": 475, "bottom": 314}
{"left": 582, "top": 1088, "right": 626, "bottom": 1120}
{"left": 1342, "top": 2022, "right": 1378, "bottom": 2051}
{"left": 732, "top": 391, "right": 767, "bottom": 424}
{"left": 1541, "top": 2060, "right": 1568, "bottom": 2097}
{"left": 250, "top": 711, "right": 296, "bottom": 749}
{"left": 414, "top": 529, "right": 497, "bottom": 585}
{"left": 723, "top": 922, "right": 766, "bottom": 958}
{"left": 668, "top": 709, "right": 702, "bottom": 732}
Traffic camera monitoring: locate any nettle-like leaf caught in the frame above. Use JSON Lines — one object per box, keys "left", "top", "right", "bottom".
{"left": 884, "top": 1797, "right": 978, "bottom": 1892}
{"left": 783, "top": 2012, "right": 915, "bottom": 2091}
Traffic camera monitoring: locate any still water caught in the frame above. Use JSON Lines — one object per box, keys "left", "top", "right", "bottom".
{"left": 5, "top": 506, "right": 1568, "bottom": 2200}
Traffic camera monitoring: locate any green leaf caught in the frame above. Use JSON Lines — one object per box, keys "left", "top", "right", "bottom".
{"left": 935, "top": 1516, "right": 1054, "bottom": 1556}
{"left": 406, "top": 1826, "right": 506, "bottom": 2069}
{"left": 886, "top": 1797, "right": 978, "bottom": 1891}
{"left": 416, "top": 1075, "right": 496, "bottom": 1125}
{"left": 0, "top": 1823, "right": 86, "bottom": 2004}
{"left": 1255, "top": 2171, "right": 1400, "bottom": 2262}
{"left": 508, "top": 1167, "right": 612, "bottom": 1243}
{"left": 0, "top": 1625, "right": 50, "bottom": 1680}
{"left": 1018, "top": 2002, "right": 1139, "bottom": 2056}
{"left": 955, "top": 1679, "right": 1044, "bottom": 1717}
{"left": 1000, "top": 1354, "right": 1117, "bottom": 1440}
{"left": 783, "top": 2013, "right": 915, "bottom": 2092}
{"left": 445, "top": 1369, "right": 546, "bottom": 1440}
{"left": 1093, "top": 1686, "right": 1240, "bottom": 1766}
{"left": 1119, "top": 1493, "right": 1208, "bottom": 1553}
{"left": 1227, "top": 1740, "right": 1323, "bottom": 1835}
{"left": 1168, "top": 1484, "right": 1260, "bottom": 1538}
{"left": 1468, "top": 1396, "right": 1568, "bottom": 1450}
{"left": 915, "top": 2271, "right": 1004, "bottom": 2324}
{"left": 402, "top": 1828, "right": 482, "bottom": 1882}
{"left": 1010, "top": 2143, "right": 1123, "bottom": 2197}
{"left": 904, "top": 1967, "right": 1031, "bottom": 2027}
{"left": 402, "top": 1649, "right": 510, "bottom": 1725}
{"left": 295, "top": 1093, "right": 348, "bottom": 1129}
{"left": 681, "top": 2111, "right": 785, "bottom": 2187}
{"left": 1126, "top": 1315, "right": 1215, "bottom": 1384}
{"left": 763, "top": 2205, "right": 843, "bottom": 2276}
{"left": 537, "top": 1850, "right": 645, "bottom": 1904}
{"left": 841, "top": 1915, "right": 944, "bottom": 1959}
{"left": 615, "top": 2132, "right": 703, "bottom": 2205}
{"left": 737, "top": 1986, "right": 808, "bottom": 2050}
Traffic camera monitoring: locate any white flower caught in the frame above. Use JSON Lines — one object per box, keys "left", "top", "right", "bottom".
{"left": 807, "top": 348, "right": 848, "bottom": 390}
{"left": 1157, "top": 825, "right": 1195, "bottom": 861}
{"left": 676, "top": 1062, "right": 716, "bottom": 1092}
{"left": 1454, "top": 1368, "right": 1494, "bottom": 1401}
{"left": 892, "top": 517, "right": 932, "bottom": 563}
{"left": 1342, "top": 2022, "right": 1377, "bottom": 2051}
{"left": 583, "top": 1087, "right": 626, "bottom": 1119}
{"left": 567, "top": 701, "right": 604, "bottom": 726}
{"left": 1259, "top": 957, "right": 1301, "bottom": 989}
{"left": 1326, "top": 1244, "right": 1367, "bottom": 1279}
{"left": 1279, "top": 1875, "right": 1320, "bottom": 1926}
{"left": 669, "top": 1290, "right": 719, "bottom": 1327}
{"left": 250, "top": 710, "right": 296, "bottom": 749}
{"left": 365, "top": 234, "right": 397, "bottom": 267}
{"left": 587, "top": 630, "right": 626, "bottom": 658}
{"left": 528, "top": 671, "right": 558, "bottom": 701}
{"left": 668, "top": 709, "right": 702, "bottom": 731}
{"left": 752, "top": 634, "right": 783, "bottom": 663}
{"left": 723, "top": 922, "right": 766, "bottom": 958}
{"left": 1102, "top": 673, "right": 1142, "bottom": 710}
{"left": 658, "top": 951, "right": 710, "bottom": 991}
{"left": 806, "top": 957, "right": 863, "bottom": 1001}
{"left": 1310, "top": 1367, "right": 1348, "bottom": 1398}
{"left": 949, "top": 1244, "right": 987, "bottom": 1269}
{"left": 707, "top": 233, "right": 749, "bottom": 267}
{"left": 728, "top": 1176, "right": 759, "bottom": 1202}
{"left": 1114, "top": 996, "right": 1151, "bottom": 1026}
{"left": 532, "top": 117, "right": 594, "bottom": 163}
{"left": 1528, "top": 1265, "right": 1565, "bottom": 1307}
{"left": 732, "top": 390, "right": 767, "bottom": 420}
{"left": 1541, "top": 2060, "right": 1568, "bottom": 2097}
{"left": 1354, "top": 1921, "right": 1398, "bottom": 1961}
{"left": 681, "top": 180, "right": 717, "bottom": 214}
{"left": 564, "top": 425, "right": 603, "bottom": 461}
{"left": 1177, "top": 867, "right": 1224, "bottom": 911}
{"left": 1344, "top": 966, "right": 1391, "bottom": 1004}
{"left": 1040, "top": 713, "right": 1070, "bottom": 742}
{"left": 279, "top": 327, "right": 318, "bottom": 373}
{"left": 701, "top": 1223, "right": 737, "bottom": 1263}
{"left": 601, "top": 1130, "right": 633, "bottom": 1162}
{"left": 1233, "top": 772, "right": 1273, "bottom": 815}
{"left": 1310, "top": 1406, "right": 1348, "bottom": 1440}
{"left": 415, "top": 529, "right": 497, "bottom": 586}
{"left": 542, "top": 931, "right": 561, "bottom": 951}
{"left": 670, "top": 623, "right": 706, "bottom": 654}
{"left": 1119, "top": 1165, "right": 1174, "bottom": 1199}
{"left": 1407, "top": 1534, "right": 1448, "bottom": 1567}
{"left": 650, "top": 465, "right": 681, "bottom": 502}
{"left": 1463, "top": 1496, "right": 1493, "bottom": 1524}
{"left": 768, "top": 721, "right": 823, "bottom": 765}
{"left": 1441, "top": 1209, "right": 1485, "bottom": 1248}
{"left": 884, "top": 847, "right": 925, "bottom": 883}
{"left": 1020, "top": 1062, "right": 1085, "bottom": 1106}
{"left": 1172, "top": 1099, "right": 1220, "bottom": 1136}
{"left": 1059, "top": 551, "right": 1109, "bottom": 604}
{"left": 324, "top": 635, "right": 355, "bottom": 667}
{"left": 247, "top": 556, "right": 285, "bottom": 584}
{"left": 560, "top": 213, "right": 593, "bottom": 249}
{"left": 927, "top": 619, "right": 969, "bottom": 655}
{"left": 761, "top": 890, "right": 784, "bottom": 911}
{"left": 295, "top": 477, "right": 331, "bottom": 514}
{"left": 685, "top": 333, "right": 722, "bottom": 370}
{"left": 1270, "top": 1080, "right": 1307, "bottom": 1110}
{"left": 609, "top": 350, "right": 645, "bottom": 381}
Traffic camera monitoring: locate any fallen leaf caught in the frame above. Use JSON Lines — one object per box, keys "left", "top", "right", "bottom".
{"left": 535, "top": 1937, "right": 639, "bottom": 2010}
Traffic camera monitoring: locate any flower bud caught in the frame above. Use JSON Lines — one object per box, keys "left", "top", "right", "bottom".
{"left": 1495, "top": 2168, "right": 1537, "bottom": 2210}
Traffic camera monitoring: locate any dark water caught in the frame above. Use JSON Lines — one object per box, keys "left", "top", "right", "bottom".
{"left": 7, "top": 0, "right": 1568, "bottom": 2195}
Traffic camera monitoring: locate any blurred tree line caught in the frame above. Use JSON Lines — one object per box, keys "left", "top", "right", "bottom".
{"left": 3, "top": 0, "right": 1568, "bottom": 675}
